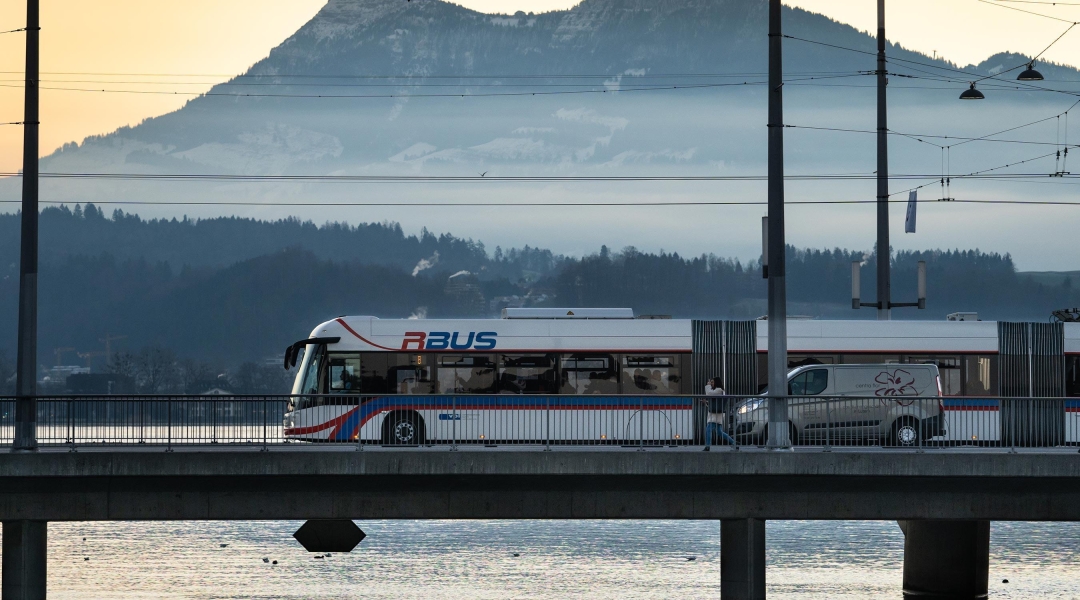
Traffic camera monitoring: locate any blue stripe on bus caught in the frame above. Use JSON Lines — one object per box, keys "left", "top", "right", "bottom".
{"left": 330, "top": 395, "right": 696, "bottom": 441}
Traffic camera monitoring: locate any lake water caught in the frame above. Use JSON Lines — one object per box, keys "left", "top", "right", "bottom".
{"left": 3, "top": 520, "right": 1079, "bottom": 599}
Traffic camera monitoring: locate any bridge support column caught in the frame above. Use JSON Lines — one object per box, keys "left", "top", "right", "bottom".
{"left": 2, "top": 520, "right": 48, "bottom": 600}
{"left": 900, "top": 520, "right": 989, "bottom": 599}
{"left": 721, "top": 518, "right": 766, "bottom": 600}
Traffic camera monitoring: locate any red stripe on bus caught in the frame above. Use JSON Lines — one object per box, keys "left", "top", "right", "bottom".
{"left": 285, "top": 408, "right": 357, "bottom": 436}
{"left": 336, "top": 318, "right": 400, "bottom": 351}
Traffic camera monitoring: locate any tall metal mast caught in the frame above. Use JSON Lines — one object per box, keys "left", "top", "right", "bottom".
{"left": 767, "top": 0, "right": 790, "bottom": 447}
{"left": 876, "top": 0, "right": 891, "bottom": 320}
{"left": 14, "top": 0, "right": 40, "bottom": 451}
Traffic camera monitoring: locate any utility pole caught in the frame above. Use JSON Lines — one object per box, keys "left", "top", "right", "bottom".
{"left": 767, "top": 0, "right": 790, "bottom": 448}
{"left": 876, "top": 0, "right": 891, "bottom": 321}
{"left": 14, "top": 0, "right": 39, "bottom": 452}
{"left": 5, "top": 6, "right": 46, "bottom": 600}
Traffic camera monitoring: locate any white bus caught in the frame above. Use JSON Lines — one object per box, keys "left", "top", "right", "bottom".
{"left": 283, "top": 309, "right": 695, "bottom": 444}
{"left": 282, "top": 310, "right": 1080, "bottom": 445}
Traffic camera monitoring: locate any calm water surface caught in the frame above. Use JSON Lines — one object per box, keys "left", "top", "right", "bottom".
{"left": 2, "top": 520, "right": 1078, "bottom": 599}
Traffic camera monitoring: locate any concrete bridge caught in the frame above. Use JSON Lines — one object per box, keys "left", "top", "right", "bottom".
{"left": 4, "top": 446, "right": 1080, "bottom": 599}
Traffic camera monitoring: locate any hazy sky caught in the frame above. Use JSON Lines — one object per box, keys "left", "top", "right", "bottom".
{"left": 1, "top": 0, "right": 1078, "bottom": 172}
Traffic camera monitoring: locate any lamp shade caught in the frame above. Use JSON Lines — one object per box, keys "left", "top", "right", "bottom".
{"left": 1017, "top": 62, "right": 1044, "bottom": 81}
{"left": 959, "top": 83, "right": 985, "bottom": 100}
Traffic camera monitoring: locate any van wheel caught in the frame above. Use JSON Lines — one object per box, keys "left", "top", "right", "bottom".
{"left": 382, "top": 412, "right": 426, "bottom": 445}
{"left": 892, "top": 417, "right": 920, "bottom": 447}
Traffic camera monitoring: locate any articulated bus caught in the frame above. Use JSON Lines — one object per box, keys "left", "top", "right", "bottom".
{"left": 282, "top": 309, "right": 1080, "bottom": 445}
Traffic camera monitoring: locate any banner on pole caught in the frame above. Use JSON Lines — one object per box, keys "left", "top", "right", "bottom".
{"left": 905, "top": 190, "right": 917, "bottom": 234}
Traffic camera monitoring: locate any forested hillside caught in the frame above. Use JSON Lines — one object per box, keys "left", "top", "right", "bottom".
{"left": 1, "top": 207, "right": 1076, "bottom": 395}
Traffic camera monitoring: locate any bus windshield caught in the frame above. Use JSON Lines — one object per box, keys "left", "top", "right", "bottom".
{"left": 292, "top": 345, "right": 325, "bottom": 395}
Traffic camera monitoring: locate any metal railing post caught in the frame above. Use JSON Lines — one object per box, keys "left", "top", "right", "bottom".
{"left": 638, "top": 394, "right": 645, "bottom": 451}
{"left": 67, "top": 398, "right": 75, "bottom": 451}
{"left": 210, "top": 398, "right": 217, "bottom": 444}
{"left": 451, "top": 395, "right": 458, "bottom": 451}
{"left": 544, "top": 395, "right": 551, "bottom": 451}
{"left": 355, "top": 397, "right": 363, "bottom": 452}
{"left": 166, "top": 398, "right": 173, "bottom": 452}
{"left": 823, "top": 397, "right": 832, "bottom": 452}
{"left": 1009, "top": 398, "right": 1017, "bottom": 454}
{"left": 917, "top": 398, "right": 925, "bottom": 453}
{"left": 262, "top": 397, "right": 269, "bottom": 452}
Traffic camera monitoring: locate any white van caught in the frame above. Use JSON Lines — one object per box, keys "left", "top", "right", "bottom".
{"left": 731, "top": 364, "right": 945, "bottom": 446}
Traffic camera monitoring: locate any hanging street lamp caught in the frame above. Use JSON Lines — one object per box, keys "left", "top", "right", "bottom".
{"left": 959, "top": 82, "right": 986, "bottom": 100}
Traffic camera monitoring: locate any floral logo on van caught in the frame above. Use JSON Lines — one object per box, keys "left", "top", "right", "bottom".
{"left": 874, "top": 369, "right": 917, "bottom": 397}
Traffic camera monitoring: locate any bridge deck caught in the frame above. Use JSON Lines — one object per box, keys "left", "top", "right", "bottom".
{"left": 3, "top": 448, "right": 1079, "bottom": 522}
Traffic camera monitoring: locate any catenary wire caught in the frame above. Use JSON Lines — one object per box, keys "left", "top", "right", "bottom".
{"left": 785, "top": 124, "right": 1080, "bottom": 147}
{"left": 0, "top": 172, "right": 1074, "bottom": 183}
{"left": 976, "top": 0, "right": 1079, "bottom": 22}
{"left": 0, "top": 198, "right": 1076, "bottom": 207}
{"left": 782, "top": 34, "right": 1080, "bottom": 97}
{"left": 991, "top": 0, "right": 1080, "bottom": 5}
{"left": 0, "top": 81, "right": 767, "bottom": 99}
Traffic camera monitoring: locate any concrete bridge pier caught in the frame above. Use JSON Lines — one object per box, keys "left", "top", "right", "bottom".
{"left": 899, "top": 520, "right": 990, "bottom": 600}
{"left": 721, "top": 518, "right": 766, "bottom": 600}
{"left": 2, "top": 520, "right": 48, "bottom": 600}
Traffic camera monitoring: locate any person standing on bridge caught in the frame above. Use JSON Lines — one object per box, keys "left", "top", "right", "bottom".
{"left": 702, "top": 377, "right": 735, "bottom": 450}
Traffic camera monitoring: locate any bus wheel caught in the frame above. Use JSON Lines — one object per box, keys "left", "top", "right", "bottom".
{"left": 891, "top": 417, "right": 920, "bottom": 447}
{"left": 383, "top": 412, "right": 426, "bottom": 446}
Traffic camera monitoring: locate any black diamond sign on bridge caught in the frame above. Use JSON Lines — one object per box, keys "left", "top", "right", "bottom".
{"left": 293, "top": 520, "right": 366, "bottom": 553}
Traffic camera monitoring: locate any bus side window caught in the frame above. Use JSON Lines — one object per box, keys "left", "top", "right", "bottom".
{"left": 438, "top": 355, "right": 496, "bottom": 394}
{"left": 359, "top": 353, "right": 389, "bottom": 394}
{"left": 329, "top": 354, "right": 361, "bottom": 394}
{"left": 561, "top": 354, "right": 617, "bottom": 395}
{"left": 622, "top": 355, "right": 680, "bottom": 395}
{"left": 964, "top": 355, "right": 998, "bottom": 396}
{"left": 499, "top": 354, "right": 557, "bottom": 394}
{"left": 387, "top": 353, "right": 434, "bottom": 394}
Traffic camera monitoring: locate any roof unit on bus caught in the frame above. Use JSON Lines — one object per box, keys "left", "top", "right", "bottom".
{"left": 947, "top": 312, "right": 980, "bottom": 321}
{"left": 501, "top": 308, "right": 635, "bottom": 319}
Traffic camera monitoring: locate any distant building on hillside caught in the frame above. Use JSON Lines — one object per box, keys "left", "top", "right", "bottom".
{"left": 445, "top": 271, "right": 486, "bottom": 315}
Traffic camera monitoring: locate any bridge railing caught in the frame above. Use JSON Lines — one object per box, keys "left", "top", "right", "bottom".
{"left": 0, "top": 394, "right": 1077, "bottom": 450}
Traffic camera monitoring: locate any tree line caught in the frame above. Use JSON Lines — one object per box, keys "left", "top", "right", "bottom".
{"left": 1, "top": 210, "right": 1077, "bottom": 381}
{"left": 101, "top": 345, "right": 294, "bottom": 395}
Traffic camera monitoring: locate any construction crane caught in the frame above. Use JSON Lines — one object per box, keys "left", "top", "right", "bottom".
{"left": 53, "top": 347, "right": 76, "bottom": 366}
{"left": 99, "top": 334, "right": 127, "bottom": 358}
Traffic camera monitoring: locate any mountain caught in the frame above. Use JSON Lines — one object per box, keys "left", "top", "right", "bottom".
{"left": 14, "top": 0, "right": 1077, "bottom": 178}
{"left": 2, "top": 0, "right": 1078, "bottom": 270}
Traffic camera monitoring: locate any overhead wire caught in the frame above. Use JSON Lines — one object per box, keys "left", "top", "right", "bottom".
{"left": 0, "top": 73, "right": 883, "bottom": 99}
{"left": 976, "top": 0, "right": 1079, "bottom": 23}
{"left": 991, "top": 0, "right": 1080, "bottom": 5}
{"left": 0, "top": 172, "right": 1073, "bottom": 183}
{"left": 782, "top": 34, "right": 1080, "bottom": 97}
{"left": 0, "top": 198, "right": 1075, "bottom": 207}
{"left": 0, "top": 80, "right": 762, "bottom": 99}
{"left": 786, "top": 123, "right": 1080, "bottom": 147}
{"left": 0, "top": 70, "right": 867, "bottom": 79}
